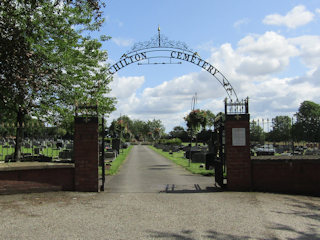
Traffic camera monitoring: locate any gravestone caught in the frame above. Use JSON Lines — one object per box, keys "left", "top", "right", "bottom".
{"left": 66, "top": 144, "right": 73, "bottom": 150}
{"left": 56, "top": 142, "right": 63, "bottom": 148}
{"left": 112, "top": 138, "right": 120, "bottom": 154}
{"left": 191, "top": 152, "right": 206, "bottom": 163}
{"left": 24, "top": 143, "right": 31, "bottom": 148}
{"left": 34, "top": 148, "right": 40, "bottom": 155}
{"left": 57, "top": 150, "right": 73, "bottom": 161}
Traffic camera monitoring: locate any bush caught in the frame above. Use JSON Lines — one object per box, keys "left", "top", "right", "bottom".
{"left": 159, "top": 138, "right": 182, "bottom": 146}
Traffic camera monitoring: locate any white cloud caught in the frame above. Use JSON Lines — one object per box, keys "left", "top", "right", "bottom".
{"left": 233, "top": 18, "right": 249, "bottom": 28}
{"left": 109, "top": 75, "right": 144, "bottom": 99}
{"left": 208, "top": 32, "right": 299, "bottom": 78}
{"left": 112, "top": 37, "right": 134, "bottom": 47}
{"left": 196, "top": 40, "right": 215, "bottom": 51}
{"left": 206, "top": 32, "right": 320, "bottom": 118}
{"left": 316, "top": 9, "right": 320, "bottom": 15}
{"left": 289, "top": 35, "right": 320, "bottom": 70}
{"left": 107, "top": 71, "right": 227, "bottom": 131}
{"left": 117, "top": 20, "right": 123, "bottom": 27}
{"left": 263, "top": 5, "right": 314, "bottom": 29}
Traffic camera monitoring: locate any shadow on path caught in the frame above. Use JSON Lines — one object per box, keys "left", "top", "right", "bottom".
{"left": 147, "top": 229, "right": 267, "bottom": 240}
{"left": 159, "top": 184, "right": 221, "bottom": 194}
{"left": 269, "top": 223, "right": 320, "bottom": 240}
{"left": 271, "top": 196, "right": 320, "bottom": 222}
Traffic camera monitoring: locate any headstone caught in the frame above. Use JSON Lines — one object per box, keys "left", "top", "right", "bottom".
{"left": 34, "top": 148, "right": 40, "bottom": 155}
{"left": 191, "top": 152, "right": 206, "bottom": 163}
{"left": 105, "top": 151, "right": 116, "bottom": 158}
{"left": 56, "top": 142, "right": 63, "bottom": 148}
{"left": 112, "top": 138, "right": 120, "bottom": 154}
{"left": 24, "top": 143, "right": 31, "bottom": 148}
{"left": 66, "top": 144, "right": 73, "bottom": 150}
{"left": 59, "top": 150, "right": 72, "bottom": 159}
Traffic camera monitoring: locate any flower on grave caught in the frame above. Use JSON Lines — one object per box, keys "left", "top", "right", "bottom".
{"left": 115, "top": 119, "right": 125, "bottom": 132}
{"left": 184, "top": 109, "right": 207, "bottom": 130}
{"left": 153, "top": 128, "right": 161, "bottom": 139}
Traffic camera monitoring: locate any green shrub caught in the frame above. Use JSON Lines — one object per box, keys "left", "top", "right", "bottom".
{"left": 158, "top": 138, "right": 182, "bottom": 145}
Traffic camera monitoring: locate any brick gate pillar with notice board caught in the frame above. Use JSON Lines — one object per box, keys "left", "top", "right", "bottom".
{"left": 224, "top": 98, "right": 252, "bottom": 191}
{"left": 74, "top": 116, "right": 99, "bottom": 192}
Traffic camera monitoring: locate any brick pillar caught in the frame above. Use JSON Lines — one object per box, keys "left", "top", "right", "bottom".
{"left": 225, "top": 114, "right": 251, "bottom": 191}
{"left": 74, "top": 117, "right": 99, "bottom": 192}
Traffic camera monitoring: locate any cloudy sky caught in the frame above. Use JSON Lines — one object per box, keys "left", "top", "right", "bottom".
{"left": 99, "top": 0, "right": 320, "bottom": 132}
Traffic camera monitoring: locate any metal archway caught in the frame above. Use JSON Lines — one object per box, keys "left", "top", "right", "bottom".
{"left": 108, "top": 28, "right": 239, "bottom": 102}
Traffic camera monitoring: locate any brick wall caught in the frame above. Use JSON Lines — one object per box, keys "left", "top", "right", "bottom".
{"left": 74, "top": 117, "right": 99, "bottom": 192}
{"left": 252, "top": 157, "right": 320, "bottom": 196}
{"left": 0, "top": 166, "right": 75, "bottom": 191}
{"left": 225, "top": 114, "right": 252, "bottom": 191}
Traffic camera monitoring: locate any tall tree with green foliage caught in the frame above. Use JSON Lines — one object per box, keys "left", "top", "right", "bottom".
{"left": 267, "top": 116, "right": 292, "bottom": 142}
{"left": 108, "top": 116, "right": 165, "bottom": 142}
{"left": 169, "top": 126, "right": 188, "bottom": 142}
{"left": 293, "top": 101, "right": 320, "bottom": 142}
{"left": 205, "top": 110, "right": 215, "bottom": 130}
{"left": 184, "top": 109, "right": 208, "bottom": 146}
{"left": 146, "top": 119, "right": 165, "bottom": 141}
{"left": 250, "top": 120, "right": 265, "bottom": 144}
{"left": 0, "top": 0, "right": 115, "bottom": 160}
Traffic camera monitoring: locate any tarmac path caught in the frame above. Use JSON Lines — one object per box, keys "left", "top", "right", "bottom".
{"left": 0, "top": 145, "right": 320, "bottom": 240}
{"left": 104, "top": 144, "right": 215, "bottom": 193}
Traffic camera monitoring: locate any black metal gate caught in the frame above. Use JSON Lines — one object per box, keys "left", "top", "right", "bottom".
{"left": 206, "top": 115, "right": 226, "bottom": 188}
{"left": 213, "top": 117, "right": 226, "bottom": 188}
{"left": 99, "top": 116, "right": 106, "bottom": 191}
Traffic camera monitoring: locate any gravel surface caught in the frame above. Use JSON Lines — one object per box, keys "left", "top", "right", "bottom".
{"left": 0, "top": 145, "right": 319, "bottom": 240}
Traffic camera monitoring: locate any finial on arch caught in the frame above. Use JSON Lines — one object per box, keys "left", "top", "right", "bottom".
{"left": 158, "top": 25, "right": 161, "bottom": 47}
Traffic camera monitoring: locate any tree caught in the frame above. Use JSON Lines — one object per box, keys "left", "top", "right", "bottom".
{"left": 184, "top": 109, "right": 208, "bottom": 145}
{"left": 130, "top": 120, "right": 148, "bottom": 141}
{"left": 108, "top": 115, "right": 133, "bottom": 140}
{"left": 108, "top": 117, "right": 165, "bottom": 142}
{"left": 0, "top": 0, "right": 115, "bottom": 160}
{"left": 169, "top": 126, "right": 188, "bottom": 142}
{"left": 205, "top": 110, "right": 215, "bottom": 130}
{"left": 267, "top": 116, "right": 292, "bottom": 142}
{"left": 293, "top": 101, "right": 320, "bottom": 142}
{"left": 250, "top": 120, "right": 265, "bottom": 144}
{"left": 146, "top": 119, "right": 165, "bottom": 141}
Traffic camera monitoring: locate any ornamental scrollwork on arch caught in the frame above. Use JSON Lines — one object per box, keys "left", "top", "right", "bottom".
{"left": 127, "top": 34, "right": 194, "bottom": 54}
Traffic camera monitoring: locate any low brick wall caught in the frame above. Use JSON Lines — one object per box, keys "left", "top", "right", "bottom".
{"left": 251, "top": 156, "right": 320, "bottom": 196}
{"left": 0, "top": 162, "right": 75, "bottom": 191}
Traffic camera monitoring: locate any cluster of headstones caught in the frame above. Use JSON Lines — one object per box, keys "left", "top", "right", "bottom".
{"left": 0, "top": 138, "right": 15, "bottom": 147}
{"left": 0, "top": 138, "right": 74, "bottom": 162}
{"left": 252, "top": 143, "right": 320, "bottom": 156}
{"left": 153, "top": 143, "right": 209, "bottom": 163}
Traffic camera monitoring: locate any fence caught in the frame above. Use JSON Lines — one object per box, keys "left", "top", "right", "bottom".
{"left": 250, "top": 117, "right": 320, "bottom": 156}
{"left": 0, "top": 122, "right": 73, "bottom": 162}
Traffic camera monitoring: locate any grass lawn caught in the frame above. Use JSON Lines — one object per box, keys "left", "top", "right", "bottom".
{"left": 99, "top": 145, "right": 133, "bottom": 176}
{"left": 149, "top": 145, "right": 214, "bottom": 176}
{"left": 0, "top": 145, "right": 14, "bottom": 161}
